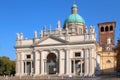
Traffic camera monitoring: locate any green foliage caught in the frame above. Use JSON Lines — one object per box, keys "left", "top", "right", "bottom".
{"left": 0, "top": 56, "right": 15, "bottom": 76}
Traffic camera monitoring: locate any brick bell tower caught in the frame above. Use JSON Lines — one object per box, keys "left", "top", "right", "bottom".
{"left": 98, "top": 21, "right": 116, "bottom": 48}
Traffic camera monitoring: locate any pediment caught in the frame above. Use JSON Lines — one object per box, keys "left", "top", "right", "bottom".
{"left": 33, "top": 35, "right": 68, "bottom": 46}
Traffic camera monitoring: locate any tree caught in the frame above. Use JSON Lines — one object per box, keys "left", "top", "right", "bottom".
{"left": 0, "top": 56, "right": 15, "bottom": 76}
{"left": 114, "top": 40, "right": 120, "bottom": 72}
{"left": 10, "top": 60, "right": 16, "bottom": 75}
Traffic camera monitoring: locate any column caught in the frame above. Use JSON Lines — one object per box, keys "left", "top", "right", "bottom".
{"left": 41, "top": 52, "right": 44, "bottom": 75}
{"left": 34, "top": 51, "right": 40, "bottom": 75}
{"left": 59, "top": 50, "right": 65, "bottom": 75}
{"left": 89, "top": 48, "right": 92, "bottom": 76}
{"left": 57, "top": 52, "right": 59, "bottom": 74}
{"left": 16, "top": 61, "right": 20, "bottom": 76}
{"left": 39, "top": 53, "right": 41, "bottom": 75}
{"left": 84, "top": 49, "right": 88, "bottom": 76}
{"left": 19, "top": 53, "right": 22, "bottom": 76}
{"left": 15, "top": 61, "right": 18, "bottom": 76}
{"left": 30, "top": 61, "right": 32, "bottom": 75}
{"left": 69, "top": 59, "right": 72, "bottom": 75}
{"left": 21, "top": 60, "right": 24, "bottom": 75}
{"left": 44, "top": 59, "right": 47, "bottom": 75}
{"left": 80, "top": 60, "right": 83, "bottom": 76}
{"left": 86, "top": 49, "right": 89, "bottom": 76}
{"left": 73, "top": 60, "right": 76, "bottom": 75}
{"left": 84, "top": 49, "right": 86, "bottom": 76}
{"left": 66, "top": 48, "right": 70, "bottom": 75}
{"left": 59, "top": 50, "right": 62, "bottom": 75}
{"left": 15, "top": 53, "right": 19, "bottom": 76}
{"left": 25, "top": 61, "right": 27, "bottom": 75}
{"left": 20, "top": 53, "right": 24, "bottom": 76}
{"left": 91, "top": 48, "right": 95, "bottom": 75}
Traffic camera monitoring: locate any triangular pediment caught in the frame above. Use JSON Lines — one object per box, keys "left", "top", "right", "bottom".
{"left": 33, "top": 35, "right": 68, "bottom": 46}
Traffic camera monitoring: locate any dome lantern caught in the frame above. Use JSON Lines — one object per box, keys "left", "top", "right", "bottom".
{"left": 71, "top": 4, "right": 78, "bottom": 14}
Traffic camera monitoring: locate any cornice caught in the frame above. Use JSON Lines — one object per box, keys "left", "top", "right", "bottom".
{"left": 33, "top": 41, "right": 96, "bottom": 47}
{"left": 14, "top": 40, "right": 96, "bottom": 49}
{"left": 14, "top": 45, "right": 33, "bottom": 48}
{"left": 16, "top": 50, "right": 33, "bottom": 53}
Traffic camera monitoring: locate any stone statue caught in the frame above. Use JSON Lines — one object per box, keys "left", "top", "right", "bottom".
{"left": 44, "top": 25, "right": 46, "bottom": 31}
{"left": 20, "top": 33, "right": 23, "bottom": 40}
{"left": 85, "top": 26, "right": 88, "bottom": 34}
{"left": 34, "top": 31, "right": 37, "bottom": 38}
{"left": 16, "top": 33, "right": 24, "bottom": 40}
{"left": 16, "top": 33, "right": 20, "bottom": 40}
{"left": 57, "top": 20, "right": 61, "bottom": 28}
{"left": 40, "top": 30, "right": 43, "bottom": 37}
{"left": 90, "top": 25, "right": 95, "bottom": 34}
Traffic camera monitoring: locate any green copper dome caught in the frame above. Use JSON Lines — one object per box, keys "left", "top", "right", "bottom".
{"left": 65, "top": 13, "right": 85, "bottom": 24}
{"left": 64, "top": 4, "right": 85, "bottom": 25}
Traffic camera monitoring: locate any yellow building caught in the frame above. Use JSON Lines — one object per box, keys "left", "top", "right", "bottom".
{"left": 97, "top": 46, "right": 117, "bottom": 74}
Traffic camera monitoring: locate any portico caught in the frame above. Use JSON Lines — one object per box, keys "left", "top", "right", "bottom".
{"left": 15, "top": 46, "right": 96, "bottom": 77}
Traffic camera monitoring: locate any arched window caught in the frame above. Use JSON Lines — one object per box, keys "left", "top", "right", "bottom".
{"left": 110, "top": 26, "right": 113, "bottom": 31}
{"left": 105, "top": 26, "right": 109, "bottom": 31}
{"left": 101, "top": 27, "right": 104, "bottom": 32}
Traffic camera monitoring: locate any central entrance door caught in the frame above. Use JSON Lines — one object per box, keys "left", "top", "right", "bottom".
{"left": 47, "top": 53, "right": 57, "bottom": 74}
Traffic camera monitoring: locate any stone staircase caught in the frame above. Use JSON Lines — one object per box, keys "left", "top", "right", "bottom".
{"left": 0, "top": 75, "right": 96, "bottom": 80}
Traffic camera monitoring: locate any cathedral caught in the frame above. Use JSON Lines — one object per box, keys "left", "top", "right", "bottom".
{"left": 15, "top": 3, "right": 116, "bottom": 77}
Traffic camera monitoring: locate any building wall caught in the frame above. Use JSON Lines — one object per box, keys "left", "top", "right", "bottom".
{"left": 97, "top": 50, "right": 117, "bottom": 74}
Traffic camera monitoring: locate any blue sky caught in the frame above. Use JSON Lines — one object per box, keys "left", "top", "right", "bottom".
{"left": 0, "top": 0, "right": 120, "bottom": 60}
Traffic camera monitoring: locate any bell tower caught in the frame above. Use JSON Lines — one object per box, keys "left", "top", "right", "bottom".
{"left": 98, "top": 21, "right": 116, "bottom": 47}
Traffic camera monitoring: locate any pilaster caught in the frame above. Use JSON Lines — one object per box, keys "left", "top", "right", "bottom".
{"left": 20, "top": 53, "right": 24, "bottom": 76}
{"left": 41, "top": 52, "right": 45, "bottom": 75}
{"left": 73, "top": 59, "right": 76, "bottom": 75}
{"left": 34, "top": 51, "right": 40, "bottom": 76}
{"left": 66, "top": 48, "right": 70, "bottom": 75}
{"left": 44, "top": 59, "right": 47, "bottom": 75}
{"left": 86, "top": 49, "right": 89, "bottom": 76}
{"left": 80, "top": 60, "right": 83, "bottom": 76}
{"left": 59, "top": 49, "right": 66, "bottom": 75}
{"left": 91, "top": 48, "right": 95, "bottom": 75}
{"left": 84, "top": 49, "right": 87, "bottom": 76}
{"left": 15, "top": 53, "right": 19, "bottom": 76}
{"left": 89, "top": 48, "right": 92, "bottom": 76}
{"left": 25, "top": 61, "right": 27, "bottom": 75}
{"left": 30, "top": 61, "right": 33, "bottom": 75}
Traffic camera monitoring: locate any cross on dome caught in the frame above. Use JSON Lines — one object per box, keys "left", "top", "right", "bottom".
{"left": 74, "top": 0, "right": 76, "bottom": 4}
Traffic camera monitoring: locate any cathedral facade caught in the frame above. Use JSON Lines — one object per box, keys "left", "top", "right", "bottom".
{"left": 15, "top": 4, "right": 96, "bottom": 76}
